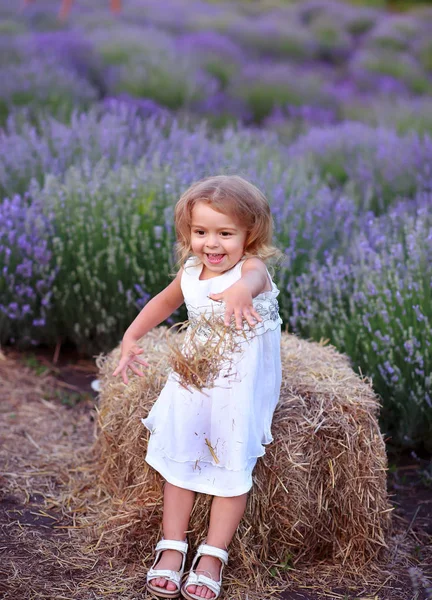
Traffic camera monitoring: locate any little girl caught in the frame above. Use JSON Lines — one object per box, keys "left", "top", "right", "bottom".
{"left": 113, "top": 175, "right": 282, "bottom": 600}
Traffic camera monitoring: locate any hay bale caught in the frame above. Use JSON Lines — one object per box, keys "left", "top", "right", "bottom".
{"left": 93, "top": 327, "right": 391, "bottom": 590}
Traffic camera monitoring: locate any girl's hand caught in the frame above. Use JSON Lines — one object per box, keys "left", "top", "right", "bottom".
{"left": 209, "top": 280, "right": 263, "bottom": 330}
{"left": 112, "top": 340, "right": 149, "bottom": 385}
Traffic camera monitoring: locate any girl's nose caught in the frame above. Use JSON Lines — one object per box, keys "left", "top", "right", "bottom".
{"left": 206, "top": 235, "right": 219, "bottom": 248}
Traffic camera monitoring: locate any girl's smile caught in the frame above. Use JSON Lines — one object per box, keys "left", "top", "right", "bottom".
{"left": 190, "top": 202, "right": 247, "bottom": 278}
{"left": 206, "top": 253, "right": 225, "bottom": 265}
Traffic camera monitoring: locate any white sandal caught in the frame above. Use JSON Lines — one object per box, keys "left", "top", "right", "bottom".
{"left": 147, "top": 539, "right": 188, "bottom": 599}
{"left": 181, "top": 543, "right": 228, "bottom": 600}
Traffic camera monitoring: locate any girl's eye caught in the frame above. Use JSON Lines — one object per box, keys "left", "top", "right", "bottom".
{"left": 194, "top": 230, "right": 205, "bottom": 235}
{"left": 220, "top": 232, "right": 232, "bottom": 237}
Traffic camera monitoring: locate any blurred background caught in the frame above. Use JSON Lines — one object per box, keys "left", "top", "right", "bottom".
{"left": 1, "top": 0, "right": 432, "bottom": 452}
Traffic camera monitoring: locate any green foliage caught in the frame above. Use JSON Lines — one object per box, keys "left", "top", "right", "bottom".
{"left": 0, "top": 61, "right": 97, "bottom": 126}
{"left": 417, "top": 39, "right": 432, "bottom": 71}
{"left": 0, "top": 19, "right": 27, "bottom": 35}
{"left": 113, "top": 61, "right": 207, "bottom": 109}
{"left": 269, "top": 552, "right": 294, "bottom": 577}
{"left": 204, "top": 59, "right": 237, "bottom": 89}
{"left": 32, "top": 164, "right": 177, "bottom": 355}
{"left": 309, "top": 16, "right": 351, "bottom": 63}
{"left": 239, "top": 30, "right": 314, "bottom": 61}
{"left": 359, "top": 49, "right": 432, "bottom": 94}
{"left": 232, "top": 73, "right": 330, "bottom": 122}
{"left": 51, "top": 388, "right": 87, "bottom": 407}
{"left": 91, "top": 27, "right": 211, "bottom": 109}
{"left": 343, "top": 97, "right": 432, "bottom": 135}
{"left": 234, "top": 81, "right": 295, "bottom": 122}
{"left": 22, "top": 353, "right": 50, "bottom": 376}
{"left": 290, "top": 130, "right": 423, "bottom": 215}
{"left": 345, "top": 13, "right": 377, "bottom": 35}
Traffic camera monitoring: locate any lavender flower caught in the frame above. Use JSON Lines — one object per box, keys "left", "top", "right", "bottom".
{"left": 0, "top": 57, "right": 98, "bottom": 123}
{"left": 351, "top": 48, "right": 432, "bottom": 95}
{"left": 231, "top": 62, "right": 334, "bottom": 122}
{"left": 366, "top": 14, "right": 423, "bottom": 52}
{"left": 289, "top": 123, "right": 432, "bottom": 213}
{"left": 0, "top": 195, "right": 56, "bottom": 348}
{"left": 288, "top": 201, "right": 432, "bottom": 449}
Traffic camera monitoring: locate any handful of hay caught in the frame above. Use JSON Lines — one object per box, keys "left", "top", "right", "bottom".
{"left": 88, "top": 328, "right": 392, "bottom": 598}
{"left": 167, "top": 315, "right": 249, "bottom": 392}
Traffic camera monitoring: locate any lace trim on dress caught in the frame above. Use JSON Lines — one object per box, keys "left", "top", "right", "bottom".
{"left": 182, "top": 256, "right": 282, "bottom": 340}
{"left": 185, "top": 295, "right": 282, "bottom": 341}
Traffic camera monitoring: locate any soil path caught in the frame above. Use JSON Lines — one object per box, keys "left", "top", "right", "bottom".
{"left": 1, "top": 347, "right": 431, "bottom": 600}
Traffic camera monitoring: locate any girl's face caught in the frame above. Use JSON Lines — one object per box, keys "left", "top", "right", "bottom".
{"left": 190, "top": 201, "right": 247, "bottom": 277}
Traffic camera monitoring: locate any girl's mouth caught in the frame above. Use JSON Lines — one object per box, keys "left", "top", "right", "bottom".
{"left": 206, "top": 253, "right": 225, "bottom": 265}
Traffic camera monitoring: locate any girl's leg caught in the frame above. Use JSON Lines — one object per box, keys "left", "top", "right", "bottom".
{"left": 186, "top": 493, "right": 248, "bottom": 599}
{"left": 152, "top": 482, "right": 196, "bottom": 591}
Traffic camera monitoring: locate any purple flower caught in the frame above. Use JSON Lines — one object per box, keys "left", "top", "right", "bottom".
{"left": 0, "top": 195, "right": 55, "bottom": 347}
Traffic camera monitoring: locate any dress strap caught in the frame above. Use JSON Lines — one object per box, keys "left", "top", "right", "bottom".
{"left": 235, "top": 257, "right": 247, "bottom": 274}
{"left": 182, "top": 256, "right": 201, "bottom": 280}
{"left": 184, "top": 256, "right": 200, "bottom": 270}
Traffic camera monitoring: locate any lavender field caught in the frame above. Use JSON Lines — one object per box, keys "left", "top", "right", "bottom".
{"left": 0, "top": 0, "right": 431, "bottom": 449}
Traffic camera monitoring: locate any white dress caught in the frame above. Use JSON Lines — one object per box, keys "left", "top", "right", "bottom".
{"left": 141, "top": 257, "right": 282, "bottom": 497}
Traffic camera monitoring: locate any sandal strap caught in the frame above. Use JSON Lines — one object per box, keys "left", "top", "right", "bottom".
{"left": 155, "top": 539, "right": 188, "bottom": 554}
{"left": 147, "top": 538, "right": 188, "bottom": 589}
{"left": 147, "top": 567, "right": 182, "bottom": 588}
{"left": 184, "top": 571, "right": 221, "bottom": 596}
{"left": 195, "top": 543, "right": 228, "bottom": 565}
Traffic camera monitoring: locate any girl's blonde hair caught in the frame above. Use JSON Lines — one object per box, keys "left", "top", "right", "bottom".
{"left": 174, "top": 175, "right": 280, "bottom": 267}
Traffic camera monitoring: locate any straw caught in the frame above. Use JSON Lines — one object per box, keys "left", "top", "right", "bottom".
{"left": 3, "top": 329, "right": 423, "bottom": 599}
{"left": 166, "top": 315, "right": 249, "bottom": 392}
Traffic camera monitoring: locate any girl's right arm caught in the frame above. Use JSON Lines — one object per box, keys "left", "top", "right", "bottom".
{"left": 112, "top": 268, "right": 184, "bottom": 384}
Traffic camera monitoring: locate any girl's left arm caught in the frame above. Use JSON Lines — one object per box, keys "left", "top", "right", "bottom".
{"left": 208, "top": 257, "right": 269, "bottom": 330}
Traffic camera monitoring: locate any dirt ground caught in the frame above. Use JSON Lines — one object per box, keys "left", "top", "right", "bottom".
{"left": 1, "top": 345, "right": 431, "bottom": 600}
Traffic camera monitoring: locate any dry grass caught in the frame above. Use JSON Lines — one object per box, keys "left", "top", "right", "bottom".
{"left": 1, "top": 331, "right": 429, "bottom": 599}
{"left": 167, "top": 316, "right": 246, "bottom": 392}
